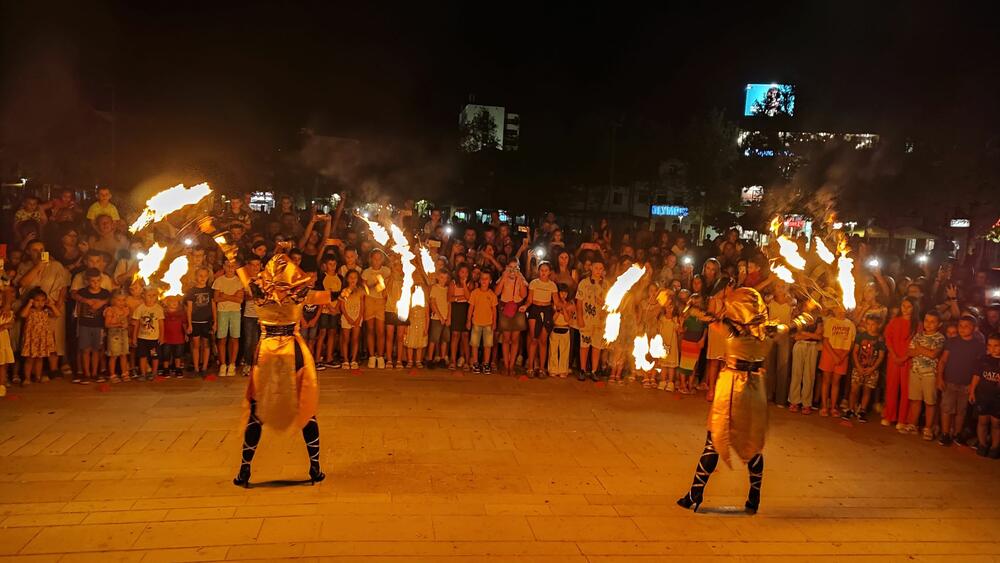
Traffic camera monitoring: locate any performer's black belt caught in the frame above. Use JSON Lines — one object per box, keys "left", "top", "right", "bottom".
{"left": 263, "top": 324, "right": 296, "bottom": 337}
{"left": 726, "top": 359, "right": 764, "bottom": 372}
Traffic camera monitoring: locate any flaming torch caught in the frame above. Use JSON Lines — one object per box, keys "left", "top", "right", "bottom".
{"left": 129, "top": 183, "right": 213, "bottom": 233}
{"left": 388, "top": 223, "right": 416, "bottom": 321}
{"left": 160, "top": 256, "right": 189, "bottom": 297}
{"left": 136, "top": 243, "right": 169, "bottom": 284}
{"left": 603, "top": 264, "right": 646, "bottom": 343}
{"left": 837, "top": 241, "right": 856, "bottom": 310}
{"left": 419, "top": 246, "right": 435, "bottom": 274}
{"left": 814, "top": 237, "right": 836, "bottom": 264}
{"left": 776, "top": 236, "right": 806, "bottom": 270}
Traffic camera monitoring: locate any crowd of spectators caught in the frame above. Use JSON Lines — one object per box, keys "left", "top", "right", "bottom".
{"left": 1, "top": 187, "right": 998, "bottom": 458}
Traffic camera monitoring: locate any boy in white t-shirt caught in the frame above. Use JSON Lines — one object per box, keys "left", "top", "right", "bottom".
{"left": 131, "top": 287, "right": 164, "bottom": 381}
{"left": 212, "top": 260, "right": 244, "bottom": 377}
{"left": 427, "top": 269, "right": 451, "bottom": 368}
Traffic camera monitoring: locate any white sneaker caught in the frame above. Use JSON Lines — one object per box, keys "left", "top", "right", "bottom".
{"left": 229, "top": 364, "right": 237, "bottom": 377}
{"left": 0, "top": 384, "right": 6, "bottom": 398}
{"left": 376, "top": 356, "right": 386, "bottom": 369}
{"left": 666, "top": 382, "right": 675, "bottom": 392}
{"left": 342, "top": 362, "right": 351, "bottom": 370}
{"left": 367, "top": 357, "right": 376, "bottom": 369}
{"left": 881, "top": 418, "right": 891, "bottom": 427}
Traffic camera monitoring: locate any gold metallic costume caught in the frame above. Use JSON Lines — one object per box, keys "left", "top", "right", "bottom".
{"left": 678, "top": 287, "right": 773, "bottom": 514}
{"left": 210, "top": 240, "right": 330, "bottom": 488}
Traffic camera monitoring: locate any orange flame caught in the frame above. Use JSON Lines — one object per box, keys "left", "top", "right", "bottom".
{"left": 769, "top": 215, "right": 782, "bottom": 236}
{"left": 837, "top": 240, "right": 856, "bottom": 310}
{"left": 136, "top": 243, "right": 168, "bottom": 283}
{"left": 411, "top": 285, "right": 426, "bottom": 308}
{"left": 419, "top": 245, "right": 435, "bottom": 274}
{"left": 632, "top": 334, "right": 656, "bottom": 372}
{"left": 649, "top": 334, "right": 667, "bottom": 359}
{"left": 814, "top": 237, "right": 835, "bottom": 264}
{"left": 129, "top": 183, "right": 212, "bottom": 233}
{"left": 776, "top": 236, "right": 806, "bottom": 270}
{"left": 388, "top": 223, "right": 416, "bottom": 321}
{"left": 160, "top": 256, "right": 188, "bottom": 297}
{"left": 772, "top": 264, "right": 795, "bottom": 284}
{"left": 360, "top": 216, "right": 390, "bottom": 246}
{"left": 603, "top": 265, "right": 646, "bottom": 342}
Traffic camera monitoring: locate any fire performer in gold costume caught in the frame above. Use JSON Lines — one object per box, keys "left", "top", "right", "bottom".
{"left": 204, "top": 224, "right": 330, "bottom": 487}
{"left": 677, "top": 286, "right": 813, "bottom": 514}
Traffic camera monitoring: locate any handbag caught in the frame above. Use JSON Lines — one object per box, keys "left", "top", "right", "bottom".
{"left": 502, "top": 300, "right": 518, "bottom": 318}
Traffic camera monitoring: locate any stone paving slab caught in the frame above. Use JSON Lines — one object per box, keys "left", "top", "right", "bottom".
{"left": 0, "top": 369, "right": 998, "bottom": 561}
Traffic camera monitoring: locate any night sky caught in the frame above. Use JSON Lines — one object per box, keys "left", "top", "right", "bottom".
{"left": 2, "top": 1, "right": 999, "bottom": 192}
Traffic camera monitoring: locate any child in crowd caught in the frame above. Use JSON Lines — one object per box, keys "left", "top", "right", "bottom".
{"left": 905, "top": 310, "right": 945, "bottom": 439}
{"left": 969, "top": 334, "right": 1000, "bottom": 458}
{"left": 449, "top": 264, "right": 473, "bottom": 370}
{"left": 468, "top": 271, "right": 498, "bottom": 374}
{"left": 161, "top": 296, "right": 187, "bottom": 378}
{"left": 316, "top": 256, "right": 342, "bottom": 368}
{"left": 339, "top": 270, "right": 364, "bottom": 370}
{"left": 843, "top": 314, "right": 885, "bottom": 422}
{"left": 75, "top": 268, "right": 111, "bottom": 384}
{"left": 300, "top": 299, "right": 321, "bottom": 362}
{"left": 524, "top": 262, "right": 559, "bottom": 379}
{"left": 104, "top": 292, "right": 131, "bottom": 382}
{"left": 0, "top": 297, "right": 13, "bottom": 395}
{"left": 126, "top": 280, "right": 144, "bottom": 378}
{"left": 656, "top": 290, "right": 680, "bottom": 391}
{"left": 575, "top": 260, "right": 608, "bottom": 381}
{"left": 548, "top": 284, "right": 573, "bottom": 378}
{"left": 404, "top": 285, "right": 429, "bottom": 368}
{"left": 362, "top": 249, "right": 390, "bottom": 369}
{"left": 20, "top": 287, "right": 56, "bottom": 384}
{"left": 678, "top": 293, "right": 708, "bottom": 394}
{"left": 132, "top": 287, "right": 164, "bottom": 381}
{"left": 819, "top": 305, "right": 856, "bottom": 418}
{"left": 426, "top": 269, "right": 451, "bottom": 369}
{"left": 936, "top": 314, "right": 983, "bottom": 446}
{"left": 789, "top": 310, "right": 823, "bottom": 414}
{"left": 213, "top": 260, "right": 244, "bottom": 377}
{"left": 185, "top": 268, "right": 215, "bottom": 377}
{"left": 384, "top": 257, "right": 408, "bottom": 369}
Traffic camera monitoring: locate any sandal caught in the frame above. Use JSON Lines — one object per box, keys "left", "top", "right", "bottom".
{"left": 415, "top": 362, "right": 424, "bottom": 369}
{"left": 110, "top": 375, "right": 121, "bottom": 384}
{"left": 448, "top": 363, "right": 457, "bottom": 371}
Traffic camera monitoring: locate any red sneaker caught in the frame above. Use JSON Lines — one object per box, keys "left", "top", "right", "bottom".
{"left": 788, "top": 404, "right": 800, "bottom": 413}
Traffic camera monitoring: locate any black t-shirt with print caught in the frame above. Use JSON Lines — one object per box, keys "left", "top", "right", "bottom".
{"left": 185, "top": 286, "right": 214, "bottom": 323}
{"left": 78, "top": 288, "right": 111, "bottom": 328}
{"left": 976, "top": 356, "right": 1000, "bottom": 400}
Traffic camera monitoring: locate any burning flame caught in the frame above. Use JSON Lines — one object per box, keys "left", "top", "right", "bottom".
{"left": 837, "top": 240, "right": 856, "bottom": 310}
{"left": 129, "top": 183, "right": 212, "bottom": 233}
{"left": 603, "top": 264, "right": 646, "bottom": 343}
{"left": 160, "top": 256, "right": 188, "bottom": 297}
{"left": 814, "top": 237, "right": 836, "bottom": 264}
{"left": 776, "top": 236, "right": 806, "bottom": 270}
{"left": 411, "top": 285, "right": 426, "bottom": 308}
{"left": 649, "top": 334, "right": 667, "bottom": 359}
{"left": 136, "top": 244, "right": 168, "bottom": 283}
{"left": 632, "top": 335, "right": 656, "bottom": 372}
{"left": 419, "top": 246, "right": 435, "bottom": 274}
{"left": 769, "top": 216, "right": 782, "bottom": 236}
{"left": 360, "top": 215, "right": 390, "bottom": 246}
{"left": 771, "top": 264, "right": 795, "bottom": 284}
{"left": 389, "top": 223, "right": 416, "bottom": 322}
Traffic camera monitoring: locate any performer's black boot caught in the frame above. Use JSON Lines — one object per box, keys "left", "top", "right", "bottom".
{"left": 745, "top": 453, "right": 763, "bottom": 514}
{"left": 234, "top": 404, "right": 262, "bottom": 488}
{"left": 303, "top": 417, "right": 325, "bottom": 483}
{"left": 677, "top": 431, "right": 718, "bottom": 512}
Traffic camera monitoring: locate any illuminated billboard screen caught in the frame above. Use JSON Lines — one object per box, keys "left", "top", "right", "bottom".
{"left": 744, "top": 83, "right": 795, "bottom": 117}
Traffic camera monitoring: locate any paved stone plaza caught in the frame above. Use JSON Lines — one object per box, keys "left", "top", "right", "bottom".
{"left": 0, "top": 368, "right": 998, "bottom": 562}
